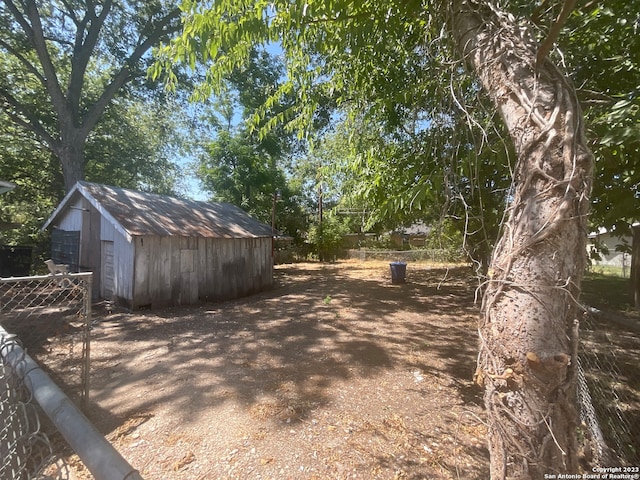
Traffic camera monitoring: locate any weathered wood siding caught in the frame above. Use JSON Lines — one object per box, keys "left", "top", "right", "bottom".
{"left": 79, "top": 203, "right": 101, "bottom": 299}
{"left": 100, "top": 215, "right": 135, "bottom": 305}
{"left": 132, "top": 236, "right": 273, "bottom": 308}
{"left": 51, "top": 197, "right": 100, "bottom": 272}
{"left": 55, "top": 197, "right": 84, "bottom": 231}
{"left": 51, "top": 199, "right": 100, "bottom": 298}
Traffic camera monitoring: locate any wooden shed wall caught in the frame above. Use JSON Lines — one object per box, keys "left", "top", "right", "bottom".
{"left": 50, "top": 197, "right": 98, "bottom": 269}
{"left": 55, "top": 198, "right": 84, "bottom": 231}
{"left": 100, "top": 217, "right": 135, "bottom": 304}
{"left": 132, "top": 236, "right": 273, "bottom": 308}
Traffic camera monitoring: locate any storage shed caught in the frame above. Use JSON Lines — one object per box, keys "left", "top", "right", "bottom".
{"left": 42, "top": 181, "right": 275, "bottom": 309}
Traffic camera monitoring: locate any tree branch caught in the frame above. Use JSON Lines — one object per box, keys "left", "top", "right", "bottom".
{"left": 67, "top": 0, "right": 113, "bottom": 116}
{"left": 0, "top": 87, "right": 58, "bottom": 151}
{"left": 302, "top": 11, "right": 374, "bottom": 25}
{"left": 530, "top": 0, "right": 552, "bottom": 27}
{"left": 536, "top": 0, "right": 577, "bottom": 67}
{"left": 1, "top": 0, "right": 33, "bottom": 37}
{"left": 22, "top": 0, "right": 69, "bottom": 121}
{"left": 43, "top": 35, "right": 75, "bottom": 49}
{"left": 78, "top": 8, "right": 182, "bottom": 137}
{"left": 59, "top": 0, "right": 80, "bottom": 27}
{"left": 577, "top": 89, "right": 616, "bottom": 108}
{"left": 0, "top": 38, "right": 46, "bottom": 83}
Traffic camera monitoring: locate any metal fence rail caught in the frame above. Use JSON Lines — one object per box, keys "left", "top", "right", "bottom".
{"left": 1, "top": 333, "right": 70, "bottom": 480}
{"left": 1, "top": 324, "right": 144, "bottom": 480}
{"left": 1, "top": 272, "right": 144, "bottom": 480}
{"left": 0, "top": 272, "right": 92, "bottom": 403}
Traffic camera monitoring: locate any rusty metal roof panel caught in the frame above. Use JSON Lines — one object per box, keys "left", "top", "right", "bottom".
{"left": 78, "top": 182, "right": 274, "bottom": 238}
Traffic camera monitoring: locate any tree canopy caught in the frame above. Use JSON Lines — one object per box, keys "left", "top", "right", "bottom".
{"left": 0, "top": 0, "right": 182, "bottom": 191}
{"left": 155, "top": 0, "right": 637, "bottom": 223}
{"left": 154, "top": 1, "right": 528, "bottom": 263}
{"left": 155, "top": 1, "right": 636, "bottom": 477}
{"left": 561, "top": 1, "right": 639, "bottom": 232}
{"left": 194, "top": 47, "right": 309, "bottom": 238}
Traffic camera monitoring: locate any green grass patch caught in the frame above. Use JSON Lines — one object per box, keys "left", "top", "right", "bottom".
{"left": 581, "top": 271, "right": 634, "bottom": 312}
{"left": 588, "top": 263, "right": 630, "bottom": 278}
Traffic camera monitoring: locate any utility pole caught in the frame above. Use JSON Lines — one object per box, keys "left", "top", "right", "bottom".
{"left": 318, "top": 182, "right": 323, "bottom": 262}
{"left": 271, "top": 189, "right": 280, "bottom": 261}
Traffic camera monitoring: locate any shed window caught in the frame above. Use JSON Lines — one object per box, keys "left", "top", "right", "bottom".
{"left": 51, "top": 228, "right": 80, "bottom": 272}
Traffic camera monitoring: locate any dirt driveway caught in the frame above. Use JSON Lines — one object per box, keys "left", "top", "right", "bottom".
{"left": 67, "top": 261, "right": 489, "bottom": 479}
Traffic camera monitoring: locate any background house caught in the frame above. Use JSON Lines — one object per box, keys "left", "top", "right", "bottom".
{"left": 390, "top": 222, "right": 431, "bottom": 248}
{"left": 43, "top": 182, "right": 275, "bottom": 309}
{"left": 587, "top": 225, "right": 635, "bottom": 277}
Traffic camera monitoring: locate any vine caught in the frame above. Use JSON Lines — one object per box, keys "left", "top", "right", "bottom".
{"left": 451, "top": 0, "right": 593, "bottom": 477}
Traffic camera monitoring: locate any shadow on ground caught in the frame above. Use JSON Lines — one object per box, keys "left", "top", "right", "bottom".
{"left": 89, "top": 264, "right": 481, "bottom": 417}
{"left": 9, "top": 261, "right": 490, "bottom": 478}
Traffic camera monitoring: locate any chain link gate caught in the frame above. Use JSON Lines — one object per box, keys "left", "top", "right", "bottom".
{"left": 0, "top": 272, "right": 92, "bottom": 403}
{"left": 1, "top": 272, "right": 92, "bottom": 480}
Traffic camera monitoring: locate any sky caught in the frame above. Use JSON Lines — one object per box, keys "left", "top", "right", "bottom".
{"left": 177, "top": 41, "right": 286, "bottom": 203}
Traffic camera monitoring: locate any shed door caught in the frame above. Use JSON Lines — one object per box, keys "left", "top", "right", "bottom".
{"left": 101, "top": 241, "right": 115, "bottom": 300}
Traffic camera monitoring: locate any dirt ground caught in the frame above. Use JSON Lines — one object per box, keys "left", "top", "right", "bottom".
{"left": 40, "top": 261, "right": 491, "bottom": 478}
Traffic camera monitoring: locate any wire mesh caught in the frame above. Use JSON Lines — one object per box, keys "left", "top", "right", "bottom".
{"left": 1, "top": 334, "right": 71, "bottom": 480}
{"left": 0, "top": 273, "right": 92, "bottom": 404}
{"left": 578, "top": 309, "right": 640, "bottom": 466}
{"left": 346, "top": 248, "right": 463, "bottom": 263}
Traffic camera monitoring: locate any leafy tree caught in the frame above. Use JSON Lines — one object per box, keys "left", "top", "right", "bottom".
{"left": 196, "top": 48, "right": 308, "bottom": 238}
{"left": 560, "top": 1, "right": 640, "bottom": 307}
{"left": 85, "top": 96, "right": 184, "bottom": 195}
{"left": 0, "top": 113, "right": 61, "bottom": 260}
{"left": 293, "top": 129, "right": 359, "bottom": 259}
{"left": 199, "top": 129, "right": 277, "bottom": 221}
{"left": 0, "top": 84, "right": 186, "bottom": 256}
{"left": 158, "top": 1, "right": 597, "bottom": 477}
{"left": 330, "top": 100, "right": 514, "bottom": 272}
{"left": 199, "top": 126, "right": 309, "bottom": 238}
{"left": 308, "top": 212, "right": 351, "bottom": 261}
{"left": 0, "top": 0, "right": 182, "bottom": 192}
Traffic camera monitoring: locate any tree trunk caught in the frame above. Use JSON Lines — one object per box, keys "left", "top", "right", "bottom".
{"left": 57, "top": 134, "right": 86, "bottom": 193}
{"left": 450, "top": 1, "right": 593, "bottom": 478}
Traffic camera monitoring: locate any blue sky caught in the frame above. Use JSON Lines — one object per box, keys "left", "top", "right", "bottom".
{"left": 178, "top": 42, "right": 285, "bottom": 203}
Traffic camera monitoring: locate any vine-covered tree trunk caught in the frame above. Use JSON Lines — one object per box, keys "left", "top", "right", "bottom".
{"left": 451, "top": 1, "right": 593, "bottom": 478}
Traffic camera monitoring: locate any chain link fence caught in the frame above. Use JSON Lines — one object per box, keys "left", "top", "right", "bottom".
{"left": 1, "top": 333, "right": 71, "bottom": 480}
{"left": 0, "top": 272, "right": 92, "bottom": 404}
{"left": 346, "top": 248, "right": 463, "bottom": 263}
{"left": 1, "top": 272, "right": 92, "bottom": 480}
{"left": 578, "top": 308, "right": 640, "bottom": 466}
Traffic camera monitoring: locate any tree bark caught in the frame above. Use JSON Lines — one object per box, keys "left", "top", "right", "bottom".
{"left": 57, "top": 137, "right": 86, "bottom": 192}
{"left": 450, "top": 1, "right": 593, "bottom": 478}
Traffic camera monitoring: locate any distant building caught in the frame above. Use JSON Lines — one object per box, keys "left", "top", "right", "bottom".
{"left": 390, "top": 222, "right": 432, "bottom": 248}
{"left": 587, "top": 225, "right": 636, "bottom": 276}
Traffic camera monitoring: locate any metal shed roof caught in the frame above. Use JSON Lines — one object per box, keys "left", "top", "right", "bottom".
{"left": 43, "top": 181, "right": 275, "bottom": 239}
